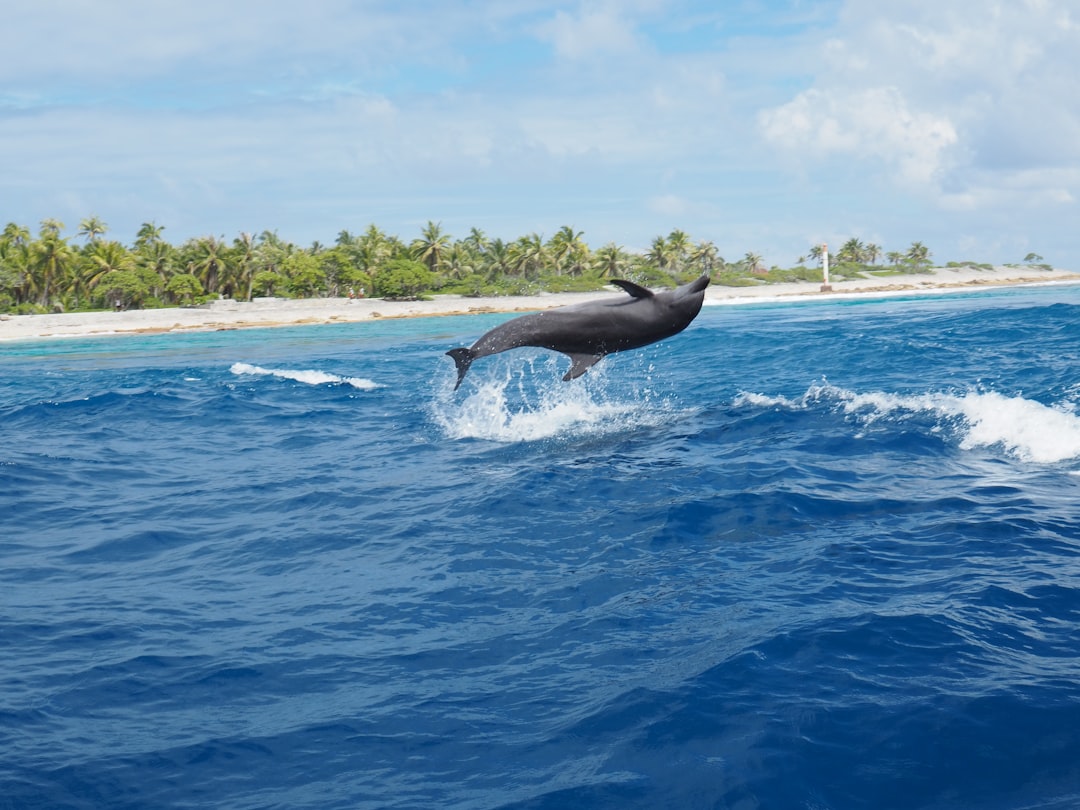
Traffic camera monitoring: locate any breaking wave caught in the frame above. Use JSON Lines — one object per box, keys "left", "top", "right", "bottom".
{"left": 736, "top": 381, "right": 1080, "bottom": 464}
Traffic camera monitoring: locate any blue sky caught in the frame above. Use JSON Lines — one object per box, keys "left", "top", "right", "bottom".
{"left": 3, "top": 0, "right": 1079, "bottom": 268}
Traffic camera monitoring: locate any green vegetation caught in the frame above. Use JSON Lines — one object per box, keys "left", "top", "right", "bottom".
{"left": 817, "top": 238, "right": 934, "bottom": 281}
{"left": 0, "top": 217, "right": 1039, "bottom": 314}
{"left": 1022, "top": 252, "right": 1053, "bottom": 272}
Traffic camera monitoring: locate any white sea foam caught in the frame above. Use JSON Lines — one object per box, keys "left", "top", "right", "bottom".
{"left": 737, "top": 382, "right": 1080, "bottom": 464}
{"left": 951, "top": 391, "right": 1080, "bottom": 463}
{"left": 430, "top": 360, "right": 677, "bottom": 442}
{"left": 732, "top": 391, "right": 801, "bottom": 409}
{"left": 229, "top": 362, "right": 382, "bottom": 390}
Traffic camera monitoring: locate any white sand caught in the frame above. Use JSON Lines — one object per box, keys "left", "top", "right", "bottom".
{"left": 1, "top": 265, "right": 1077, "bottom": 342}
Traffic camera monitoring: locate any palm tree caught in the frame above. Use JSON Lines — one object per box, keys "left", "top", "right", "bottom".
{"left": 743, "top": 251, "right": 764, "bottom": 274}
{"left": 137, "top": 239, "right": 174, "bottom": 296}
{"left": 865, "top": 243, "right": 882, "bottom": 265}
{"left": 509, "top": 233, "right": 547, "bottom": 279}
{"left": 3, "top": 222, "right": 31, "bottom": 247}
{"left": 80, "top": 240, "right": 135, "bottom": 305}
{"left": 689, "top": 240, "right": 720, "bottom": 275}
{"left": 564, "top": 240, "right": 591, "bottom": 277}
{"left": 251, "top": 231, "right": 290, "bottom": 291}
{"left": 190, "top": 236, "right": 229, "bottom": 295}
{"left": 78, "top": 216, "right": 108, "bottom": 245}
{"left": 481, "top": 238, "right": 512, "bottom": 281}
{"left": 548, "top": 226, "right": 586, "bottom": 275}
{"left": 646, "top": 235, "right": 675, "bottom": 272}
{"left": 443, "top": 243, "right": 475, "bottom": 280}
{"left": 0, "top": 223, "right": 32, "bottom": 304}
{"left": 547, "top": 227, "right": 570, "bottom": 275}
{"left": 29, "top": 220, "right": 73, "bottom": 306}
{"left": 258, "top": 230, "right": 285, "bottom": 251}
{"left": 906, "top": 241, "right": 931, "bottom": 269}
{"left": 355, "top": 224, "right": 393, "bottom": 277}
{"left": 593, "top": 242, "right": 629, "bottom": 279}
{"left": 837, "top": 238, "right": 865, "bottom": 264}
{"left": 134, "top": 221, "right": 164, "bottom": 251}
{"left": 412, "top": 220, "right": 451, "bottom": 274}
{"left": 232, "top": 232, "right": 257, "bottom": 300}
{"left": 464, "top": 227, "right": 489, "bottom": 257}
{"left": 666, "top": 229, "right": 692, "bottom": 273}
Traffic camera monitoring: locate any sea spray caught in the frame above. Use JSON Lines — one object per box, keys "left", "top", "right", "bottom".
{"left": 429, "top": 353, "right": 680, "bottom": 442}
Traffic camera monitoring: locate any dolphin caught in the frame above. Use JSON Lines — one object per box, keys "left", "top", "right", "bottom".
{"left": 446, "top": 275, "right": 710, "bottom": 390}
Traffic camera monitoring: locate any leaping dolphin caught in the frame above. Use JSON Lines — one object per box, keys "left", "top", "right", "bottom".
{"left": 446, "top": 275, "right": 710, "bottom": 390}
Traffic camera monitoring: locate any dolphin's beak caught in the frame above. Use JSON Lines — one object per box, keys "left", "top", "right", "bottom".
{"left": 681, "top": 275, "right": 710, "bottom": 296}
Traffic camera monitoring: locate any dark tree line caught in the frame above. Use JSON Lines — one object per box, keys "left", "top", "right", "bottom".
{"left": 1, "top": 216, "right": 958, "bottom": 314}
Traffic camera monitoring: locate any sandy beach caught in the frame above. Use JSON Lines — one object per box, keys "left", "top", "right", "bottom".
{"left": 2, "top": 265, "right": 1077, "bottom": 342}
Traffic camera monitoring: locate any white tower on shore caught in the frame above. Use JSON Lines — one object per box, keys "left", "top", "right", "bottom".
{"left": 820, "top": 243, "right": 831, "bottom": 292}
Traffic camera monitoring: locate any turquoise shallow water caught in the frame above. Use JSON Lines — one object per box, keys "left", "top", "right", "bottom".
{"left": 3, "top": 285, "right": 1080, "bottom": 809}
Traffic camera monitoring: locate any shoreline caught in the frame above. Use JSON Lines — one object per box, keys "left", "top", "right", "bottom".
{"left": 2, "top": 265, "right": 1077, "bottom": 342}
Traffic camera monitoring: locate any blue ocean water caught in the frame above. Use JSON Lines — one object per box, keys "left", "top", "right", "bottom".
{"left": 3, "top": 284, "right": 1080, "bottom": 809}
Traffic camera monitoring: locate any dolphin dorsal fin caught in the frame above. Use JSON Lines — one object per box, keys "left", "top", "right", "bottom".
{"left": 611, "top": 279, "right": 654, "bottom": 299}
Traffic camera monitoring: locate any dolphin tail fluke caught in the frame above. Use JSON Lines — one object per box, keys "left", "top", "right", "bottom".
{"left": 562, "top": 353, "right": 604, "bottom": 381}
{"left": 446, "top": 347, "right": 476, "bottom": 390}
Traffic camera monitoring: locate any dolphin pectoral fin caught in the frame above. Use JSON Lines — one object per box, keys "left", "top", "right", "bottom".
{"left": 611, "top": 279, "right": 654, "bottom": 299}
{"left": 446, "top": 347, "right": 477, "bottom": 390}
{"left": 562, "top": 353, "right": 605, "bottom": 381}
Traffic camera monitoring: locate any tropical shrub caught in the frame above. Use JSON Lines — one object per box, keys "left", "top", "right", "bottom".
{"left": 166, "top": 273, "right": 204, "bottom": 305}
{"left": 376, "top": 259, "right": 434, "bottom": 300}
{"left": 97, "top": 270, "right": 149, "bottom": 310}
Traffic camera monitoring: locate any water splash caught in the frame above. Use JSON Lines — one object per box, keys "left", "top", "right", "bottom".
{"left": 737, "top": 381, "right": 1080, "bottom": 464}
{"left": 430, "top": 355, "right": 679, "bottom": 442}
{"left": 229, "top": 362, "right": 381, "bottom": 390}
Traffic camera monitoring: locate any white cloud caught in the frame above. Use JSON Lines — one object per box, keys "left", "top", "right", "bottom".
{"left": 649, "top": 194, "right": 689, "bottom": 217}
{"left": 758, "top": 0, "right": 1080, "bottom": 220}
{"left": 937, "top": 167, "right": 1080, "bottom": 212}
{"left": 759, "top": 86, "right": 959, "bottom": 190}
{"left": 0, "top": 1, "right": 497, "bottom": 104}
{"left": 534, "top": 5, "right": 642, "bottom": 60}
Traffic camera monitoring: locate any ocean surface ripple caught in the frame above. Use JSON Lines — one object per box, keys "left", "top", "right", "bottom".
{"left": 3, "top": 286, "right": 1080, "bottom": 809}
